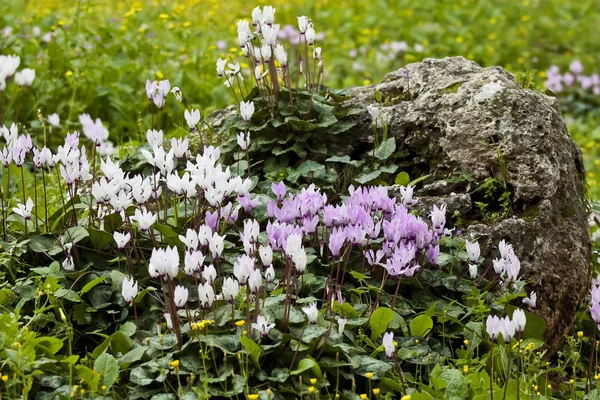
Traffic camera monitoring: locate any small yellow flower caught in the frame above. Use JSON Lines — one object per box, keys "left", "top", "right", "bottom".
{"left": 80, "top": 389, "right": 85, "bottom": 395}
{"left": 415, "top": 339, "right": 419, "bottom": 344}
{"left": 59, "top": 308, "right": 67, "bottom": 322}
{"left": 310, "top": 378, "right": 317, "bottom": 385}
{"left": 13, "top": 342, "right": 21, "bottom": 348}
{"left": 243, "top": 330, "right": 248, "bottom": 335}
{"left": 235, "top": 320, "right": 246, "bottom": 327}
{"left": 463, "top": 365, "right": 469, "bottom": 373}
{"left": 393, "top": 341, "right": 398, "bottom": 347}
{"left": 401, "top": 396, "right": 412, "bottom": 400}
{"left": 360, "top": 394, "right": 368, "bottom": 400}
{"left": 570, "top": 379, "right": 575, "bottom": 384}
{"left": 308, "top": 386, "right": 316, "bottom": 393}
{"left": 101, "top": 385, "right": 107, "bottom": 391}
{"left": 65, "top": 71, "right": 73, "bottom": 78}
{"left": 463, "top": 339, "right": 469, "bottom": 346}
{"left": 577, "top": 331, "right": 584, "bottom": 338}
{"left": 159, "top": 13, "right": 169, "bottom": 19}
{"left": 533, "top": 385, "right": 538, "bottom": 391}
{"left": 156, "top": 71, "right": 164, "bottom": 79}
{"left": 365, "top": 372, "right": 373, "bottom": 380}
{"left": 547, "top": 384, "right": 552, "bottom": 389}
{"left": 1, "top": 375, "right": 8, "bottom": 382}
{"left": 183, "top": 21, "right": 191, "bottom": 27}
{"left": 372, "top": 388, "right": 381, "bottom": 396}
{"left": 247, "top": 395, "right": 259, "bottom": 400}
{"left": 170, "top": 360, "right": 180, "bottom": 369}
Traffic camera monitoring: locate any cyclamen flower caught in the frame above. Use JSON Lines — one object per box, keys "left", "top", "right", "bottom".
{"left": 262, "top": 5, "right": 275, "bottom": 25}
{"left": 13, "top": 198, "right": 33, "bottom": 220}
{"left": 113, "top": 232, "right": 131, "bottom": 250}
{"left": 174, "top": 285, "right": 189, "bottom": 308}
{"left": 499, "top": 316, "right": 515, "bottom": 343}
{"left": 240, "top": 101, "right": 255, "bottom": 122}
{"left": 297, "top": 16, "right": 309, "bottom": 33}
{"left": 382, "top": 332, "right": 395, "bottom": 359}
{"left": 265, "top": 265, "right": 275, "bottom": 283}
{"left": 202, "top": 264, "right": 217, "bottom": 285}
{"left": 259, "top": 245, "right": 273, "bottom": 266}
{"left": 132, "top": 208, "right": 157, "bottom": 232}
{"left": 305, "top": 26, "right": 316, "bottom": 45}
{"left": 430, "top": 204, "right": 446, "bottom": 235}
{"left": 486, "top": 315, "right": 501, "bottom": 342}
{"left": 221, "top": 277, "right": 240, "bottom": 303}
{"left": 248, "top": 268, "right": 262, "bottom": 293}
{"left": 302, "top": 302, "right": 318, "bottom": 324}
{"left": 237, "top": 131, "right": 250, "bottom": 151}
{"left": 216, "top": 58, "right": 227, "bottom": 77}
{"left": 184, "top": 109, "right": 200, "bottom": 131}
{"left": 15, "top": 68, "right": 35, "bottom": 86}
{"left": 465, "top": 240, "right": 480, "bottom": 264}
{"left": 252, "top": 315, "right": 275, "bottom": 337}
{"left": 338, "top": 316, "right": 347, "bottom": 335}
{"left": 522, "top": 291, "right": 537, "bottom": 309}
{"left": 48, "top": 113, "right": 60, "bottom": 128}
{"left": 274, "top": 44, "right": 287, "bottom": 66}
{"left": 198, "top": 282, "right": 215, "bottom": 309}
{"left": 170, "top": 87, "right": 182, "bottom": 102}
{"left": 121, "top": 278, "right": 138, "bottom": 304}
{"left": 271, "top": 181, "right": 286, "bottom": 202}
{"left": 512, "top": 308, "right": 527, "bottom": 333}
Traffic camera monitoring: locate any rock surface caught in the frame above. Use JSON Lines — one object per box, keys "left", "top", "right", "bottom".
{"left": 348, "top": 57, "right": 590, "bottom": 354}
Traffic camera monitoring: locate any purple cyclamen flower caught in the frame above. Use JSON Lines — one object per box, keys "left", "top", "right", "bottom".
{"left": 328, "top": 227, "right": 347, "bottom": 258}
{"left": 205, "top": 210, "right": 218, "bottom": 231}
{"left": 238, "top": 192, "right": 259, "bottom": 213}
{"left": 271, "top": 181, "right": 286, "bottom": 202}
{"left": 427, "top": 245, "right": 439, "bottom": 266}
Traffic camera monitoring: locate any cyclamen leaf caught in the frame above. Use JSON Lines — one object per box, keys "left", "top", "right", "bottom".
{"left": 95, "top": 353, "right": 119, "bottom": 391}
{"left": 373, "top": 138, "right": 396, "bottom": 160}
{"left": 410, "top": 314, "right": 434, "bottom": 337}
{"left": 369, "top": 307, "right": 394, "bottom": 341}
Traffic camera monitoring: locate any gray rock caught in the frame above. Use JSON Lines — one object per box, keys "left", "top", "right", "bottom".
{"left": 350, "top": 57, "right": 589, "bottom": 354}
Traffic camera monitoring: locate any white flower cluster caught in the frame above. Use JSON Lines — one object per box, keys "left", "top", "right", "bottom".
{"left": 0, "top": 55, "right": 35, "bottom": 92}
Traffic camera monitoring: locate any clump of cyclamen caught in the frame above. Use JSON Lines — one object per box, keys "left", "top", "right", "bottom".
{"left": 545, "top": 61, "right": 600, "bottom": 96}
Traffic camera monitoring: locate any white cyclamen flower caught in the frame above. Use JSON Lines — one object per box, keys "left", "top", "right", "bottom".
{"left": 121, "top": 277, "right": 138, "bottom": 304}
{"left": 382, "top": 332, "right": 395, "bottom": 359}
{"left": 465, "top": 239, "right": 480, "bottom": 264}
{"left": 302, "top": 302, "right": 318, "bottom": 324}
{"left": 240, "top": 101, "right": 255, "bottom": 122}
{"left": 174, "top": 285, "right": 189, "bottom": 308}
{"left": 184, "top": 108, "right": 200, "bottom": 131}
{"left": 14, "top": 68, "right": 35, "bottom": 86}
{"left": 48, "top": 113, "right": 60, "bottom": 128}
{"left": 113, "top": 232, "right": 131, "bottom": 250}
{"left": 252, "top": 315, "right": 275, "bottom": 337}
{"left": 13, "top": 198, "right": 33, "bottom": 220}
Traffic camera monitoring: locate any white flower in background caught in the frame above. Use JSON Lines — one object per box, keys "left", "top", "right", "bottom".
{"left": 252, "top": 315, "right": 275, "bottom": 337}
{"left": 146, "top": 129, "right": 163, "bottom": 147}
{"left": 251, "top": 6, "right": 262, "bottom": 27}
{"left": 209, "top": 232, "right": 225, "bottom": 259}
{"left": 216, "top": 58, "right": 227, "bottom": 77}
{"left": 184, "top": 109, "right": 200, "bottom": 131}
{"left": 233, "top": 254, "right": 254, "bottom": 284}
{"left": 221, "top": 277, "right": 240, "bottom": 303}
{"left": 265, "top": 265, "right": 275, "bottom": 283}
{"left": 132, "top": 208, "right": 157, "bottom": 232}
{"left": 62, "top": 243, "right": 74, "bottom": 271}
{"left": 247, "top": 268, "right": 262, "bottom": 293}
{"left": 164, "top": 313, "right": 173, "bottom": 330}
{"left": 468, "top": 263, "right": 477, "bottom": 279}
{"left": 240, "top": 101, "right": 255, "bottom": 122}
{"left": 383, "top": 332, "right": 395, "bottom": 359}
{"left": 170, "top": 87, "right": 182, "bottom": 102}
{"left": 202, "top": 264, "right": 217, "bottom": 285}
{"left": 297, "top": 16, "right": 309, "bottom": 33}
{"left": 254, "top": 66, "right": 267, "bottom": 81}
{"left": 121, "top": 277, "right": 138, "bottom": 304}
{"left": 313, "top": 47, "right": 321, "bottom": 59}
{"left": 512, "top": 308, "right": 527, "bottom": 333}
{"left": 237, "top": 20, "right": 252, "bottom": 47}
{"left": 338, "top": 316, "right": 347, "bottom": 335}
{"left": 14, "top": 68, "right": 35, "bottom": 86}
{"left": 0, "top": 55, "right": 20, "bottom": 78}
{"left": 48, "top": 113, "right": 60, "bottom": 128}
{"left": 367, "top": 104, "right": 379, "bottom": 126}
{"left": 113, "top": 232, "right": 131, "bottom": 250}
{"left": 184, "top": 250, "right": 204, "bottom": 276}
{"left": 399, "top": 184, "right": 417, "bottom": 206}
{"left": 262, "top": 25, "right": 279, "bottom": 46}
{"left": 179, "top": 228, "right": 199, "bottom": 251}
{"left": 302, "top": 302, "right": 318, "bottom": 324}
{"left": 305, "top": 26, "right": 316, "bottom": 45}
{"left": 13, "top": 198, "right": 33, "bottom": 220}
{"left": 274, "top": 44, "right": 287, "bottom": 66}
{"left": 198, "top": 282, "right": 215, "bottom": 309}
{"left": 430, "top": 204, "right": 447, "bottom": 235}
{"left": 259, "top": 245, "right": 273, "bottom": 266}
{"left": 522, "top": 291, "right": 537, "bottom": 309}
{"left": 174, "top": 285, "right": 189, "bottom": 308}
{"left": 236, "top": 131, "right": 250, "bottom": 151}
{"left": 465, "top": 240, "right": 480, "bottom": 264}
{"left": 146, "top": 80, "right": 158, "bottom": 100}
{"left": 262, "top": 6, "right": 276, "bottom": 26}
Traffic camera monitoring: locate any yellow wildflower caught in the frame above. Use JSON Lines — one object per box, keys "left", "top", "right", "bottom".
{"left": 308, "top": 386, "right": 316, "bottom": 393}
{"left": 247, "top": 395, "right": 259, "bottom": 400}
{"left": 372, "top": 388, "right": 381, "bottom": 396}
{"left": 365, "top": 372, "right": 373, "bottom": 379}
{"left": 170, "top": 360, "right": 180, "bottom": 369}
{"left": 310, "top": 378, "right": 317, "bottom": 384}
{"left": 360, "top": 394, "right": 367, "bottom": 400}
{"left": 235, "top": 320, "right": 246, "bottom": 327}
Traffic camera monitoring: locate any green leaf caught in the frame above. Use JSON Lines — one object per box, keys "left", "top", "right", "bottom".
{"left": 395, "top": 171, "right": 410, "bottom": 186}
{"left": 94, "top": 353, "right": 119, "bottom": 391}
{"left": 119, "top": 347, "right": 147, "bottom": 368}
{"left": 324, "top": 155, "right": 361, "bottom": 166}
{"left": 80, "top": 276, "right": 107, "bottom": 295}
{"left": 290, "top": 357, "right": 322, "bottom": 378}
{"left": 87, "top": 228, "right": 114, "bottom": 250}
{"left": 410, "top": 174, "right": 432, "bottom": 187}
{"left": 239, "top": 335, "right": 261, "bottom": 366}
{"left": 370, "top": 307, "right": 394, "bottom": 341}
{"left": 355, "top": 170, "right": 382, "bottom": 185}
{"left": 410, "top": 315, "right": 434, "bottom": 337}
{"left": 64, "top": 226, "right": 89, "bottom": 244}
{"left": 373, "top": 138, "right": 396, "bottom": 160}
